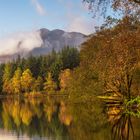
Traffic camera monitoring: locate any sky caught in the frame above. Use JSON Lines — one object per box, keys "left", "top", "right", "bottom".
{"left": 0, "top": 0, "right": 99, "bottom": 36}
{"left": 0, "top": 0, "right": 105, "bottom": 57}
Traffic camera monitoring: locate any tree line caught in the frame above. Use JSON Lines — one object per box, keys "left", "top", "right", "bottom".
{"left": 0, "top": 47, "right": 80, "bottom": 94}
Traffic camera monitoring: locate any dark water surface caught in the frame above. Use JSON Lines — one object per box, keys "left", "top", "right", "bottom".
{"left": 0, "top": 96, "right": 139, "bottom": 140}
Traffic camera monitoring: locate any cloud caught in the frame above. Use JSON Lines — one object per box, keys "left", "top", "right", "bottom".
{"left": 57, "top": 0, "right": 94, "bottom": 35}
{"left": 31, "top": 0, "right": 46, "bottom": 16}
{"left": 66, "top": 17, "right": 94, "bottom": 35}
{"left": 0, "top": 30, "right": 43, "bottom": 56}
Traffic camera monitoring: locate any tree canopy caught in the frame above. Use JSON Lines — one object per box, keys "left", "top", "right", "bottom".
{"left": 83, "top": 0, "right": 140, "bottom": 16}
{"left": 0, "top": 47, "right": 79, "bottom": 94}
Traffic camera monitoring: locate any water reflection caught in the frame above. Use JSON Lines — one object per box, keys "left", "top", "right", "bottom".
{"left": 0, "top": 97, "right": 70, "bottom": 140}
{"left": 109, "top": 109, "right": 134, "bottom": 140}
{"left": 106, "top": 98, "right": 140, "bottom": 140}
{"left": 0, "top": 97, "right": 109, "bottom": 140}
{"left": 0, "top": 97, "right": 139, "bottom": 140}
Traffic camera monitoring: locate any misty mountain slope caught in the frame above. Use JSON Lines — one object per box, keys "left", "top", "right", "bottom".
{"left": 0, "top": 28, "right": 87, "bottom": 62}
{"left": 32, "top": 28, "right": 87, "bottom": 55}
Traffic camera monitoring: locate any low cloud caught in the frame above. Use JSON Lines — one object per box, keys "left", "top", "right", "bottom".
{"left": 0, "top": 30, "right": 43, "bottom": 56}
{"left": 31, "top": 0, "right": 46, "bottom": 16}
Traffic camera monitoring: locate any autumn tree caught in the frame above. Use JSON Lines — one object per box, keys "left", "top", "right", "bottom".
{"left": 43, "top": 72, "right": 57, "bottom": 93}
{"left": 59, "top": 69, "right": 71, "bottom": 90}
{"left": 12, "top": 67, "right": 22, "bottom": 94}
{"left": 32, "top": 76, "right": 43, "bottom": 92}
{"left": 80, "top": 16, "right": 140, "bottom": 99}
{"left": 83, "top": 0, "right": 140, "bottom": 16}
{"left": 21, "top": 69, "right": 34, "bottom": 93}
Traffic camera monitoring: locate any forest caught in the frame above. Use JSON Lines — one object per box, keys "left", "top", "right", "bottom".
{"left": 0, "top": 1, "right": 140, "bottom": 140}
{"left": 0, "top": 47, "right": 80, "bottom": 95}
{"left": 0, "top": 1, "right": 139, "bottom": 107}
{"left": 0, "top": 15, "right": 140, "bottom": 104}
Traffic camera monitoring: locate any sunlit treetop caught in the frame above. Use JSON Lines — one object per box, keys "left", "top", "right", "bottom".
{"left": 83, "top": 0, "right": 140, "bottom": 16}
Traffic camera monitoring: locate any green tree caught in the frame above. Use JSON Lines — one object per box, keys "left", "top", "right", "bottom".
{"left": 24, "top": 55, "right": 40, "bottom": 78}
{"left": 50, "top": 58, "right": 62, "bottom": 84}
{"left": 2, "top": 63, "right": 13, "bottom": 94}
{"left": 2, "top": 63, "right": 12, "bottom": 82}
{"left": 0, "top": 64, "right": 4, "bottom": 93}
{"left": 60, "top": 47, "right": 80, "bottom": 70}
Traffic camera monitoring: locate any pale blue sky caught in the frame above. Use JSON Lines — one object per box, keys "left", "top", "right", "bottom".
{"left": 0, "top": 0, "right": 98, "bottom": 36}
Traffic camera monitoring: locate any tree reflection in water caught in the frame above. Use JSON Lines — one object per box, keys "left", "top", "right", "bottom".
{"left": 0, "top": 97, "right": 70, "bottom": 140}
{"left": 106, "top": 99, "right": 140, "bottom": 140}
{"left": 0, "top": 96, "right": 140, "bottom": 140}
{"left": 0, "top": 97, "right": 109, "bottom": 140}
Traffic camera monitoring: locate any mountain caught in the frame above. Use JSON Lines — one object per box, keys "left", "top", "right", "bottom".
{"left": 31, "top": 28, "right": 87, "bottom": 55}
{"left": 0, "top": 28, "right": 87, "bottom": 63}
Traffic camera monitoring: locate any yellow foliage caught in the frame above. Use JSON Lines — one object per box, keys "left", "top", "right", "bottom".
{"left": 44, "top": 103, "right": 57, "bottom": 122}
{"left": 20, "top": 104, "right": 34, "bottom": 126}
{"left": 21, "top": 69, "right": 34, "bottom": 92}
{"left": 3, "top": 79, "right": 13, "bottom": 94}
{"left": 59, "top": 101, "right": 72, "bottom": 126}
{"left": 43, "top": 72, "right": 57, "bottom": 93}
{"left": 11, "top": 101, "right": 21, "bottom": 126}
{"left": 12, "top": 68, "right": 22, "bottom": 94}
{"left": 59, "top": 69, "right": 71, "bottom": 90}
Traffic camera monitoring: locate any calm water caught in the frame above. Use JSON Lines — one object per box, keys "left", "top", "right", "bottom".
{"left": 0, "top": 96, "right": 139, "bottom": 140}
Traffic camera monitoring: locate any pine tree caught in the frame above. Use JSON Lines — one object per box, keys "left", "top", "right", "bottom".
{"left": 60, "top": 46, "right": 80, "bottom": 69}
{"left": 2, "top": 63, "right": 13, "bottom": 94}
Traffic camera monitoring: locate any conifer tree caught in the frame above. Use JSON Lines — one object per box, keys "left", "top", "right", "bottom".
{"left": 2, "top": 63, "right": 13, "bottom": 94}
